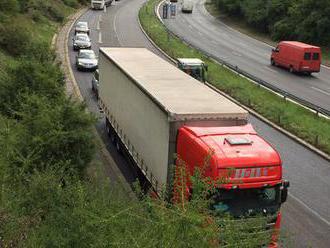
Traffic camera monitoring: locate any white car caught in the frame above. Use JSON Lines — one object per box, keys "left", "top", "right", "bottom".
{"left": 182, "top": 0, "right": 193, "bottom": 13}
{"left": 74, "top": 21, "right": 90, "bottom": 35}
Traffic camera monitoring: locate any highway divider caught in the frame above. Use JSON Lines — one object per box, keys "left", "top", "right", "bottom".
{"left": 138, "top": 0, "right": 330, "bottom": 158}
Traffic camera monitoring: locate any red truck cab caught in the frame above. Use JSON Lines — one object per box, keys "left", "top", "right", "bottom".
{"left": 271, "top": 41, "right": 321, "bottom": 75}
{"left": 176, "top": 124, "right": 289, "bottom": 245}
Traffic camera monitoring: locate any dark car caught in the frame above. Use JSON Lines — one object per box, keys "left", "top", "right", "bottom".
{"left": 73, "top": 33, "right": 91, "bottom": 51}
{"left": 91, "top": 69, "right": 100, "bottom": 98}
{"left": 76, "top": 49, "right": 98, "bottom": 71}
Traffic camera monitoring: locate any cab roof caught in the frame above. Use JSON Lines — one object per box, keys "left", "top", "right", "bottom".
{"left": 184, "top": 124, "right": 281, "bottom": 167}
{"left": 177, "top": 58, "right": 204, "bottom": 65}
{"left": 280, "top": 41, "right": 320, "bottom": 49}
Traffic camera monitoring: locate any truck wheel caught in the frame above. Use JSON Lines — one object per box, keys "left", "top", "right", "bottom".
{"left": 289, "top": 66, "right": 294, "bottom": 73}
{"left": 271, "top": 59, "right": 275, "bottom": 66}
{"left": 116, "top": 140, "right": 122, "bottom": 154}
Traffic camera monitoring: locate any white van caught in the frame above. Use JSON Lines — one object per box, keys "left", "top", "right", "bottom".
{"left": 182, "top": 0, "right": 193, "bottom": 13}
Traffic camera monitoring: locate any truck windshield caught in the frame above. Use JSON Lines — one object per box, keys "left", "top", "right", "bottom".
{"left": 183, "top": 66, "right": 202, "bottom": 80}
{"left": 211, "top": 186, "right": 280, "bottom": 217}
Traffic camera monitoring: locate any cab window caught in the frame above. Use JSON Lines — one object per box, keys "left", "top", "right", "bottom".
{"left": 313, "top": 53, "right": 319, "bottom": 60}
{"left": 304, "top": 52, "right": 311, "bottom": 60}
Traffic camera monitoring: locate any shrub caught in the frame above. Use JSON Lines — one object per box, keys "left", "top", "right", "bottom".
{"left": 0, "top": 0, "right": 19, "bottom": 13}
{"left": 0, "top": 21, "right": 32, "bottom": 56}
{"left": 62, "top": 0, "right": 79, "bottom": 8}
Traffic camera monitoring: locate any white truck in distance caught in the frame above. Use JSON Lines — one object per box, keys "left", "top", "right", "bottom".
{"left": 91, "top": 0, "right": 112, "bottom": 10}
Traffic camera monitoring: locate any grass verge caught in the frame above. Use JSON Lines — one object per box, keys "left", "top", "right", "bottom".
{"left": 204, "top": 1, "right": 330, "bottom": 66}
{"left": 139, "top": 0, "right": 330, "bottom": 155}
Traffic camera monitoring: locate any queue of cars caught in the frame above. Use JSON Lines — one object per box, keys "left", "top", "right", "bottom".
{"left": 73, "top": 21, "right": 99, "bottom": 98}
{"left": 73, "top": 21, "right": 98, "bottom": 71}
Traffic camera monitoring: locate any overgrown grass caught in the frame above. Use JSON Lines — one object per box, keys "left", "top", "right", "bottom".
{"left": 139, "top": 0, "right": 330, "bottom": 155}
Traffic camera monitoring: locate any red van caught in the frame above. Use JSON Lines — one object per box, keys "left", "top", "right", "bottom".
{"left": 271, "top": 41, "right": 321, "bottom": 75}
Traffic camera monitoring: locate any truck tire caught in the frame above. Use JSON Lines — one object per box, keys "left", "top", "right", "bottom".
{"left": 116, "top": 140, "right": 122, "bottom": 154}
{"left": 289, "top": 66, "right": 294, "bottom": 73}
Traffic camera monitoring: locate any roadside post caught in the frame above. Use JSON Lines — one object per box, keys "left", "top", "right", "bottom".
{"left": 163, "top": 2, "right": 169, "bottom": 19}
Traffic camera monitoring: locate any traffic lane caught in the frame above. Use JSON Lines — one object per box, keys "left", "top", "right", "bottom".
{"left": 163, "top": 19, "right": 330, "bottom": 112}
{"left": 250, "top": 115, "right": 330, "bottom": 225}
{"left": 68, "top": 5, "right": 139, "bottom": 185}
{"left": 194, "top": 0, "right": 330, "bottom": 90}
{"left": 162, "top": 0, "right": 330, "bottom": 110}
{"left": 114, "top": 0, "right": 171, "bottom": 60}
{"left": 282, "top": 196, "right": 330, "bottom": 248}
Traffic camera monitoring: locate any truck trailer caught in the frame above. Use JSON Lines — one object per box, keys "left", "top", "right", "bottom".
{"left": 98, "top": 48, "right": 288, "bottom": 239}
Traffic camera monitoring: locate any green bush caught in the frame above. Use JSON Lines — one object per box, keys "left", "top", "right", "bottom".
{"left": 0, "top": 0, "right": 19, "bottom": 13}
{"left": 46, "top": 4, "right": 65, "bottom": 22}
{"left": 0, "top": 21, "right": 31, "bottom": 56}
{"left": 62, "top": 0, "right": 79, "bottom": 8}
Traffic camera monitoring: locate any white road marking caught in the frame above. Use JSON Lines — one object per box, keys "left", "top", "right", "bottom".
{"left": 210, "top": 40, "right": 217, "bottom": 45}
{"left": 97, "top": 20, "right": 100, "bottom": 30}
{"left": 264, "top": 66, "right": 279, "bottom": 73}
{"left": 113, "top": 6, "right": 123, "bottom": 46}
{"left": 289, "top": 193, "right": 330, "bottom": 226}
{"left": 104, "top": 5, "right": 107, "bottom": 13}
{"left": 310, "top": 86, "right": 330, "bottom": 96}
{"left": 98, "top": 32, "right": 102, "bottom": 43}
{"left": 231, "top": 51, "right": 242, "bottom": 57}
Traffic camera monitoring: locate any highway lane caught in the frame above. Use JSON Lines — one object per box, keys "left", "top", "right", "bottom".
{"left": 68, "top": 1, "right": 330, "bottom": 246}
{"left": 161, "top": 0, "right": 330, "bottom": 112}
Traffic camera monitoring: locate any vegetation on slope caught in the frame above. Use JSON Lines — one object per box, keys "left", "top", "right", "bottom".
{"left": 0, "top": 1, "right": 284, "bottom": 246}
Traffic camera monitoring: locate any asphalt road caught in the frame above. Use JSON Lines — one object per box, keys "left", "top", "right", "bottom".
{"left": 67, "top": 1, "right": 330, "bottom": 246}
{"left": 162, "top": 0, "right": 330, "bottom": 112}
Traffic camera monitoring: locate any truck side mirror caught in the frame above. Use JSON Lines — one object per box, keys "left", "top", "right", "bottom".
{"left": 281, "top": 180, "right": 290, "bottom": 203}
{"left": 272, "top": 48, "right": 276, "bottom": 52}
{"left": 204, "top": 64, "right": 208, "bottom": 72}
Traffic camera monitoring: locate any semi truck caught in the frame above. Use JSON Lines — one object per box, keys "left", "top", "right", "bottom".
{"left": 99, "top": 47, "right": 289, "bottom": 244}
{"left": 177, "top": 58, "right": 207, "bottom": 82}
{"left": 91, "top": 0, "right": 112, "bottom": 10}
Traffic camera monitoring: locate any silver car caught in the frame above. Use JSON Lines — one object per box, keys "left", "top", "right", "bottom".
{"left": 73, "top": 33, "right": 91, "bottom": 50}
{"left": 74, "top": 21, "right": 90, "bottom": 35}
{"left": 76, "top": 50, "right": 98, "bottom": 71}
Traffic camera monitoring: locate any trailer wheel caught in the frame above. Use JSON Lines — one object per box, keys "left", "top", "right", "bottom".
{"left": 106, "top": 125, "right": 111, "bottom": 136}
{"left": 110, "top": 132, "right": 116, "bottom": 144}
{"left": 116, "top": 140, "right": 122, "bottom": 154}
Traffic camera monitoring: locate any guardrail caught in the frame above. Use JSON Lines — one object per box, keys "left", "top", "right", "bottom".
{"left": 156, "top": 4, "right": 330, "bottom": 118}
